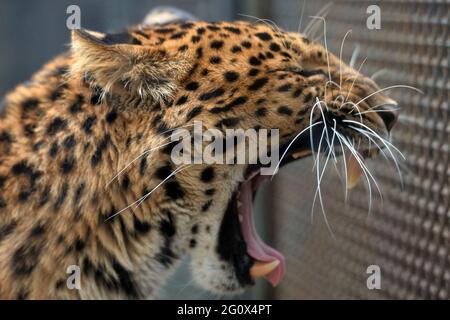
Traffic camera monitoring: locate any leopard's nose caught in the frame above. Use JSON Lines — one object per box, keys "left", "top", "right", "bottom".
{"left": 374, "top": 103, "right": 399, "bottom": 131}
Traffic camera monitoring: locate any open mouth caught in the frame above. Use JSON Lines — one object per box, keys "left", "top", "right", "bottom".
{"left": 229, "top": 121, "right": 379, "bottom": 287}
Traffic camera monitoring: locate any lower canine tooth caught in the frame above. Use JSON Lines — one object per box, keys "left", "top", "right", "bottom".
{"left": 237, "top": 201, "right": 242, "bottom": 208}
{"left": 250, "top": 260, "right": 280, "bottom": 279}
{"left": 347, "top": 154, "right": 364, "bottom": 189}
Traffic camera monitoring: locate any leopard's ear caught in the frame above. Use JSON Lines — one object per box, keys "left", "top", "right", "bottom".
{"left": 71, "top": 29, "right": 190, "bottom": 103}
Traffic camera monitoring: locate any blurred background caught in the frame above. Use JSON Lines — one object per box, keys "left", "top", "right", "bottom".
{"left": 1, "top": 0, "right": 449, "bottom": 299}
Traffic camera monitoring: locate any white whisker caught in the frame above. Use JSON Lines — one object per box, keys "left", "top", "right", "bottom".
{"left": 349, "top": 44, "right": 360, "bottom": 68}
{"left": 106, "top": 164, "right": 192, "bottom": 221}
{"left": 339, "top": 30, "right": 352, "bottom": 88}
{"left": 271, "top": 121, "right": 323, "bottom": 179}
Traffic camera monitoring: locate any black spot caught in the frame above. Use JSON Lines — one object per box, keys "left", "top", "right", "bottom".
{"left": 281, "top": 51, "right": 292, "bottom": 59}
{"left": 24, "top": 123, "right": 36, "bottom": 136}
{"left": 196, "top": 27, "right": 206, "bottom": 35}
{"left": 202, "top": 200, "right": 213, "bottom": 212}
{"left": 248, "top": 68, "right": 259, "bottom": 77}
{"left": 199, "top": 88, "right": 225, "bottom": 101}
{"left": 191, "top": 35, "right": 201, "bottom": 43}
{"left": 249, "top": 56, "right": 261, "bottom": 66}
{"left": 21, "top": 98, "right": 39, "bottom": 112}
{"left": 178, "top": 44, "right": 189, "bottom": 52}
{"left": 106, "top": 111, "right": 118, "bottom": 124}
{"left": 207, "top": 25, "right": 221, "bottom": 31}
{"left": 224, "top": 71, "right": 239, "bottom": 82}
{"left": 133, "top": 215, "right": 151, "bottom": 235}
{"left": 27, "top": 213, "right": 46, "bottom": 231}
{"left": 266, "top": 51, "right": 274, "bottom": 59}
{"left": 49, "top": 142, "right": 59, "bottom": 158}
{"left": 121, "top": 174, "right": 130, "bottom": 190}
{"left": 156, "top": 212, "right": 177, "bottom": 266}
{"left": 210, "top": 40, "right": 224, "bottom": 49}
{"left": 209, "top": 56, "right": 221, "bottom": 64}
{"left": 211, "top": 96, "right": 248, "bottom": 114}
{"left": 186, "top": 82, "right": 199, "bottom": 91}
{"left": 191, "top": 224, "right": 199, "bottom": 234}
{"left": 189, "top": 239, "right": 197, "bottom": 248}
{"left": 61, "top": 156, "right": 75, "bottom": 174}
{"left": 74, "top": 183, "right": 85, "bottom": 204}
{"left": 103, "top": 32, "right": 142, "bottom": 45}
{"left": 201, "top": 69, "right": 209, "bottom": 76}
{"left": 241, "top": 41, "right": 252, "bottom": 48}
{"left": 278, "top": 84, "right": 292, "bottom": 92}
{"left": 255, "top": 32, "right": 272, "bottom": 41}
{"left": 186, "top": 106, "right": 203, "bottom": 121}
{"left": 255, "top": 107, "right": 268, "bottom": 117}
{"left": 49, "top": 84, "right": 68, "bottom": 101}
{"left": 63, "top": 135, "right": 76, "bottom": 149}
{"left": 248, "top": 77, "right": 269, "bottom": 91}
{"left": 112, "top": 259, "right": 139, "bottom": 298}
{"left": 17, "top": 288, "right": 29, "bottom": 300}
{"left": 0, "top": 131, "right": 13, "bottom": 144}
{"left": 205, "top": 188, "right": 216, "bottom": 196}
{"left": 0, "top": 221, "right": 17, "bottom": 242}
{"left": 39, "top": 185, "right": 51, "bottom": 207}
{"left": 90, "top": 86, "right": 103, "bottom": 105}
{"left": 0, "top": 175, "right": 6, "bottom": 189}
{"left": 13, "top": 244, "right": 42, "bottom": 276}
{"left": 156, "top": 27, "right": 175, "bottom": 34}
{"left": 293, "top": 89, "right": 302, "bottom": 98}
{"left": 165, "top": 181, "right": 185, "bottom": 200}
{"left": 154, "top": 164, "right": 172, "bottom": 180}
{"left": 32, "top": 141, "right": 44, "bottom": 152}
{"left": 175, "top": 95, "right": 189, "bottom": 106}
{"left": 54, "top": 182, "right": 68, "bottom": 209}
{"left": 278, "top": 106, "right": 293, "bottom": 116}
{"left": 231, "top": 45, "right": 242, "bottom": 53}
{"left": 12, "top": 161, "right": 33, "bottom": 176}
{"left": 170, "top": 31, "right": 187, "bottom": 39}
{"left": 195, "top": 47, "right": 203, "bottom": 59}
{"left": 91, "top": 134, "right": 110, "bottom": 167}
{"left": 217, "top": 117, "right": 240, "bottom": 127}
{"left": 269, "top": 43, "right": 281, "bottom": 52}
{"left": 74, "top": 238, "right": 85, "bottom": 252}
{"left": 224, "top": 26, "right": 241, "bottom": 34}
{"left": 139, "top": 156, "right": 148, "bottom": 176}
{"left": 47, "top": 117, "right": 67, "bottom": 136}
{"left": 303, "top": 93, "right": 313, "bottom": 102}
{"left": 82, "top": 116, "right": 96, "bottom": 134}
{"left": 200, "top": 166, "right": 215, "bottom": 182}
{"left": 69, "top": 95, "right": 84, "bottom": 114}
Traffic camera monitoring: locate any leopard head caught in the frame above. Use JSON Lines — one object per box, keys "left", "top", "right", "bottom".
{"left": 70, "top": 20, "right": 399, "bottom": 295}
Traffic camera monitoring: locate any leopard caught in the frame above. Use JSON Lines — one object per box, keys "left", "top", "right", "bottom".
{"left": 0, "top": 10, "right": 399, "bottom": 299}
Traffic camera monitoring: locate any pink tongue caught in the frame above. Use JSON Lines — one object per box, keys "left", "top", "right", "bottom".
{"left": 238, "top": 175, "right": 286, "bottom": 287}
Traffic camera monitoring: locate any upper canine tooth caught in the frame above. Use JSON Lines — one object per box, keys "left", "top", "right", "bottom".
{"left": 237, "top": 201, "right": 242, "bottom": 208}
{"left": 347, "top": 154, "right": 364, "bottom": 189}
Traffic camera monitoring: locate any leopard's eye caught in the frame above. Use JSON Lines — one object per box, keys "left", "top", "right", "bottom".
{"left": 284, "top": 67, "right": 303, "bottom": 74}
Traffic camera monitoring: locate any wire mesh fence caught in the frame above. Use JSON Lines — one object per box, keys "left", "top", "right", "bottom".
{"left": 270, "top": 0, "right": 450, "bottom": 299}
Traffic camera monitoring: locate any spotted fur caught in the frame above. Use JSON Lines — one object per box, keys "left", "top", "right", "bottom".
{"left": 0, "top": 20, "right": 396, "bottom": 299}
